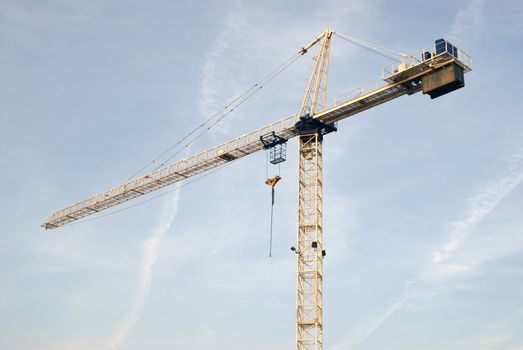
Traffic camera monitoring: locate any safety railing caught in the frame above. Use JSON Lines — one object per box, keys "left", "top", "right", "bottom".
{"left": 420, "top": 39, "right": 472, "bottom": 71}
{"left": 382, "top": 38, "right": 472, "bottom": 81}
{"left": 329, "top": 79, "right": 387, "bottom": 109}
{"left": 43, "top": 114, "right": 299, "bottom": 228}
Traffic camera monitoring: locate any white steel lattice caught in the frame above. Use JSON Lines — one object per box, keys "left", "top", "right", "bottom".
{"left": 299, "top": 30, "right": 332, "bottom": 118}
{"left": 296, "top": 133, "right": 324, "bottom": 350}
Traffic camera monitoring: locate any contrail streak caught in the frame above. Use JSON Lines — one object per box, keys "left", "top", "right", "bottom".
{"left": 432, "top": 150, "right": 523, "bottom": 265}
{"left": 108, "top": 8, "right": 236, "bottom": 350}
{"left": 336, "top": 147, "right": 523, "bottom": 349}
{"left": 107, "top": 188, "right": 181, "bottom": 350}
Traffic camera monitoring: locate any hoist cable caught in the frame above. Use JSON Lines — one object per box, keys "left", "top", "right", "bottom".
{"left": 269, "top": 187, "right": 275, "bottom": 258}
{"left": 334, "top": 32, "right": 415, "bottom": 63}
{"left": 266, "top": 151, "right": 269, "bottom": 179}
{"left": 128, "top": 49, "right": 305, "bottom": 180}
{"left": 73, "top": 41, "right": 311, "bottom": 227}
{"left": 151, "top": 53, "right": 302, "bottom": 172}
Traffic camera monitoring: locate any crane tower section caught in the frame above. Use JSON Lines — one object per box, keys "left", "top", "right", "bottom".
{"left": 296, "top": 131, "right": 324, "bottom": 349}
{"left": 294, "top": 29, "right": 335, "bottom": 350}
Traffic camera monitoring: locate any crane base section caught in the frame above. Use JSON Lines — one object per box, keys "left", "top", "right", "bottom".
{"left": 422, "top": 63, "right": 465, "bottom": 99}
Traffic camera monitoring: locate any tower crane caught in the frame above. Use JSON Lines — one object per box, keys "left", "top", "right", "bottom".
{"left": 42, "top": 29, "right": 472, "bottom": 350}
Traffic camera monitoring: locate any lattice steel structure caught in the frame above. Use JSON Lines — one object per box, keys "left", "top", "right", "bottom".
{"left": 296, "top": 132, "right": 324, "bottom": 349}
{"left": 299, "top": 30, "right": 331, "bottom": 117}
{"left": 42, "top": 32, "right": 470, "bottom": 231}
{"left": 42, "top": 28, "right": 472, "bottom": 350}
{"left": 294, "top": 29, "right": 332, "bottom": 350}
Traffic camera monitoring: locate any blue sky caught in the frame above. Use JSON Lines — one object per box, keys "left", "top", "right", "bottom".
{"left": 1, "top": 0, "right": 522, "bottom": 349}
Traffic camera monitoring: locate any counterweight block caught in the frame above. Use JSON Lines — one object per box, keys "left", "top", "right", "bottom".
{"left": 422, "top": 63, "right": 465, "bottom": 99}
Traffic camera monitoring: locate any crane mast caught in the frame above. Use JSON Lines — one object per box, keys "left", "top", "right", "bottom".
{"left": 42, "top": 29, "right": 471, "bottom": 350}
{"left": 294, "top": 29, "right": 332, "bottom": 350}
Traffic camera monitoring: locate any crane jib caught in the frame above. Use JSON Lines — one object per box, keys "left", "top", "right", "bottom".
{"left": 42, "top": 42, "right": 470, "bottom": 230}
{"left": 40, "top": 30, "right": 472, "bottom": 350}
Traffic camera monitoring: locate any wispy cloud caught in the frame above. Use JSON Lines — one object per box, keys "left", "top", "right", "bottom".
{"left": 107, "top": 188, "right": 181, "bottom": 350}
{"left": 334, "top": 292, "right": 408, "bottom": 349}
{"left": 430, "top": 150, "right": 523, "bottom": 268}
{"left": 335, "top": 146, "right": 523, "bottom": 348}
{"left": 106, "top": 2, "right": 383, "bottom": 348}
{"left": 198, "top": 8, "right": 246, "bottom": 121}
{"left": 197, "top": 0, "right": 379, "bottom": 138}
{"left": 448, "top": 0, "right": 488, "bottom": 43}
{"left": 103, "top": 6, "right": 244, "bottom": 342}
{"left": 101, "top": 6, "right": 245, "bottom": 346}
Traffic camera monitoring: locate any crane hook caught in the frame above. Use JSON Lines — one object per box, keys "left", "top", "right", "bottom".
{"left": 265, "top": 175, "right": 281, "bottom": 188}
{"left": 265, "top": 175, "right": 282, "bottom": 258}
